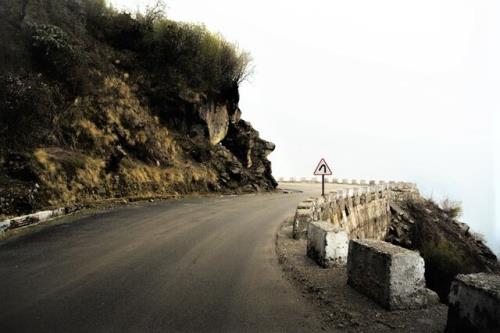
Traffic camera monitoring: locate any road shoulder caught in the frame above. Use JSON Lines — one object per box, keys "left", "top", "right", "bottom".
{"left": 275, "top": 217, "right": 448, "bottom": 332}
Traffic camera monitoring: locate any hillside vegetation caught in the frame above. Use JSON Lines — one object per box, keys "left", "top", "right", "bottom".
{"left": 0, "top": 0, "right": 277, "bottom": 217}
{"left": 387, "top": 197, "right": 499, "bottom": 301}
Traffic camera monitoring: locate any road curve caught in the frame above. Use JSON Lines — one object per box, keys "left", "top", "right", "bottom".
{"left": 0, "top": 183, "right": 348, "bottom": 332}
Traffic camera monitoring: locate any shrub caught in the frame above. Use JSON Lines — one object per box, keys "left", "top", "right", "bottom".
{"left": 102, "top": 12, "right": 150, "bottom": 51}
{"left": 420, "top": 236, "right": 474, "bottom": 301}
{"left": 83, "top": 0, "right": 251, "bottom": 95}
{"left": 31, "top": 24, "right": 74, "bottom": 56}
{"left": 440, "top": 198, "right": 462, "bottom": 219}
{"left": 29, "top": 23, "right": 90, "bottom": 93}
{"left": 404, "top": 197, "right": 488, "bottom": 302}
{"left": 146, "top": 20, "right": 251, "bottom": 93}
{"left": 0, "top": 73, "right": 63, "bottom": 151}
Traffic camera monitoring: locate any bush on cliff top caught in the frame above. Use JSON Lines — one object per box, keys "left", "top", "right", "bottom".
{"left": 84, "top": 0, "right": 251, "bottom": 93}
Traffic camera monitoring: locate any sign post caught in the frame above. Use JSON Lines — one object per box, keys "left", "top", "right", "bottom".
{"left": 313, "top": 158, "right": 333, "bottom": 196}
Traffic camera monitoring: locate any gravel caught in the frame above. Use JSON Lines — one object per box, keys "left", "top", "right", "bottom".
{"left": 276, "top": 217, "right": 448, "bottom": 332}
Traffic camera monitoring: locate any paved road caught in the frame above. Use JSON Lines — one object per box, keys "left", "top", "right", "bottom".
{"left": 0, "top": 183, "right": 353, "bottom": 332}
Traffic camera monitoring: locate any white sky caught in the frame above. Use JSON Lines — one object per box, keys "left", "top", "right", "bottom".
{"left": 110, "top": 0, "right": 499, "bottom": 254}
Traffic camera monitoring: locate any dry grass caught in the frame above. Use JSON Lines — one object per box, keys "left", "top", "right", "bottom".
{"left": 32, "top": 144, "right": 216, "bottom": 208}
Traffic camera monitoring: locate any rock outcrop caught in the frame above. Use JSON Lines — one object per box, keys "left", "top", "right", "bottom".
{"left": 0, "top": 0, "right": 277, "bottom": 218}
{"left": 385, "top": 190, "right": 500, "bottom": 301}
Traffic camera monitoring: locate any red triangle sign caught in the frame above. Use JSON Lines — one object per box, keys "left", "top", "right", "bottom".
{"left": 313, "top": 158, "right": 333, "bottom": 176}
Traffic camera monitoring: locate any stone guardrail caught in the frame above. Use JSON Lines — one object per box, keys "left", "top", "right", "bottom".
{"left": 292, "top": 181, "right": 443, "bottom": 311}
{"left": 292, "top": 182, "right": 417, "bottom": 240}
{"left": 277, "top": 177, "right": 411, "bottom": 187}
{"left": 0, "top": 208, "right": 66, "bottom": 235}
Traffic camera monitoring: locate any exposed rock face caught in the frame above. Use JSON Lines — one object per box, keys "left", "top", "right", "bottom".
{"left": 386, "top": 202, "right": 415, "bottom": 248}
{"left": 198, "top": 103, "right": 230, "bottom": 145}
{"left": 385, "top": 191, "right": 500, "bottom": 301}
{"left": 386, "top": 197, "right": 499, "bottom": 275}
{"left": 222, "top": 120, "right": 277, "bottom": 190}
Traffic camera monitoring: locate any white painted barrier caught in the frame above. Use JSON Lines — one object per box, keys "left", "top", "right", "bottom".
{"left": 307, "top": 221, "right": 348, "bottom": 267}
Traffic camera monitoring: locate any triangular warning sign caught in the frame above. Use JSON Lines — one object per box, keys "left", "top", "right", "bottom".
{"left": 313, "top": 158, "right": 333, "bottom": 176}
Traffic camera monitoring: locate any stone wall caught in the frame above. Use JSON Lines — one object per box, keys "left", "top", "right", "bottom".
{"left": 326, "top": 188, "right": 390, "bottom": 240}
{"left": 292, "top": 182, "right": 418, "bottom": 241}
{"left": 278, "top": 177, "right": 416, "bottom": 187}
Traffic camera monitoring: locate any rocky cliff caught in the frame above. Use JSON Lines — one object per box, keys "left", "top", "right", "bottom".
{"left": 386, "top": 192, "right": 499, "bottom": 301}
{"left": 0, "top": 0, "right": 277, "bottom": 217}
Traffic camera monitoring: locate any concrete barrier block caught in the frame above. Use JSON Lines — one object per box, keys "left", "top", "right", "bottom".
{"left": 332, "top": 178, "right": 339, "bottom": 184}
{"left": 446, "top": 273, "right": 500, "bottom": 333}
{"left": 360, "top": 180, "right": 367, "bottom": 185}
{"left": 313, "top": 197, "right": 326, "bottom": 220}
{"left": 307, "top": 221, "right": 348, "bottom": 267}
{"left": 293, "top": 208, "right": 313, "bottom": 239}
{"left": 326, "top": 192, "right": 337, "bottom": 202}
{"left": 369, "top": 180, "right": 377, "bottom": 185}
{"left": 342, "top": 178, "right": 351, "bottom": 184}
{"left": 53, "top": 208, "right": 65, "bottom": 215}
{"left": 315, "top": 196, "right": 326, "bottom": 204}
{"left": 35, "top": 210, "right": 54, "bottom": 221}
{"left": 297, "top": 201, "right": 314, "bottom": 209}
{"left": 2, "top": 208, "right": 65, "bottom": 231}
{"left": 0, "top": 221, "right": 10, "bottom": 234}
{"left": 347, "top": 239, "right": 438, "bottom": 310}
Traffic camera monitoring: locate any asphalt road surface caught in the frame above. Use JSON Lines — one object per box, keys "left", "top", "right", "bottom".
{"left": 0, "top": 182, "right": 355, "bottom": 332}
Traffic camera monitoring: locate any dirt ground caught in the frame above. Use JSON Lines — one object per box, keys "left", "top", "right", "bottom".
{"left": 276, "top": 217, "right": 448, "bottom": 333}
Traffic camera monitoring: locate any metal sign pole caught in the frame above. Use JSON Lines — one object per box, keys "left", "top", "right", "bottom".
{"left": 322, "top": 175, "right": 325, "bottom": 196}
{"left": 314, "top": 158, "right": 332, "bottom": 197}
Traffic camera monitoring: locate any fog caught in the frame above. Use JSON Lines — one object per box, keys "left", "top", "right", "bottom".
{"left": 110, "top": 0, "right": 499, "bottom": 255}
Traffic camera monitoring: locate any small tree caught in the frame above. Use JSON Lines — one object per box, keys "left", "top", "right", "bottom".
{"left": 440, "top": 198, "right": 462, "bottom": 219}
{"left": 143, "top": 0, "right": 167, "bottom": 26}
